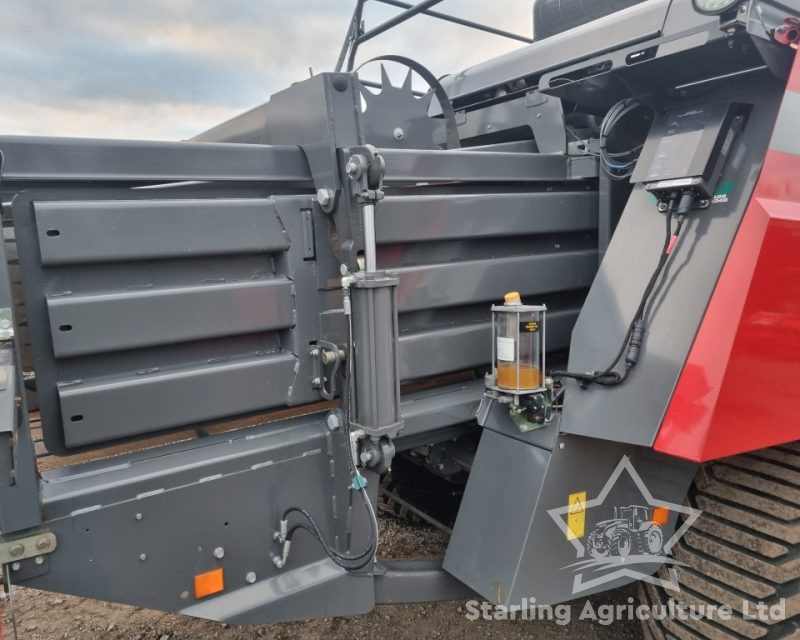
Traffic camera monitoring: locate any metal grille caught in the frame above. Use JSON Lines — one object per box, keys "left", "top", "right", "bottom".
{"left": 533, "top": 0, "right": 648, "bottom": 41}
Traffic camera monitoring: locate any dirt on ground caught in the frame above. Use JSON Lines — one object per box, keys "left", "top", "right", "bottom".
{"left": 2, "top": 517, "right": 644, "bottom": 640}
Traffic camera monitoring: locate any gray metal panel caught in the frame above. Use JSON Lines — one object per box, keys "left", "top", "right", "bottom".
{"left": 560, "top": 73, "right": 784, "bottom": 447}
{"left": 398, "top": 309, "right": 579, "bottom": 380}
{"left": 59, "top": 353, "right": 297, "bottom": 447}
{"left": 0, "top": 235, "right": 41, "bottom": 533}
{"left": 47, "top": 279, "right": 294, "bottom": 358}
{"left": 444, "top": 432, "right": 697, "bottom": 606}
{"left": 435, "top": 0, "right": 672, "bottom": 104}
{"left": 379, "top": 148, "right": 597, "bottom": 183}
{"left": 24, "top": 414, "right": 376, "bottom": 623}
{"left": 394, "top": 251, "right": 596, "bottom": 313}
{"left": 11, "top": 183, "right": 322, "bottom": 453}
{"left": 376, "top": 191, "right": 597, "bottom": 244}
{"left": 444, "top": 428, "right": 551, "bottom": 604}
{"left": 374, "top": 561, "right": 474, "bottom": 604}
{"left": 34, "top": 199, "right": 290, "bottom": 266}
{"left": 0, "top": 136, "right": 311, "bottom": 183}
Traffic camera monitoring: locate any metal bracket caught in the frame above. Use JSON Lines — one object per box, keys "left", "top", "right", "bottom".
{"left": 344, "top": 145, "right": 385, "bottom": 202}
{"left": 310, "top": 340, "right": 346, "bottom": 401}
{"left": 0, "top": 532, "right": 57, "bottom": 564}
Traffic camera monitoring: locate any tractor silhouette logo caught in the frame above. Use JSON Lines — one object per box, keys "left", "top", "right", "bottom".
{"left": 587, "top": 505, "right": 665, "bottom": 559}
{"left": 547, "top": 456, "right": 702, "bottom": 595}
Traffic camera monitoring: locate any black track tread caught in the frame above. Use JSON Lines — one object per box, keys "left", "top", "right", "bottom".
{"left": 643, "top": 443, "right": 800, "bottom": 640}
{"left": 378, "top": 473, "right": 424, "bottom": 525}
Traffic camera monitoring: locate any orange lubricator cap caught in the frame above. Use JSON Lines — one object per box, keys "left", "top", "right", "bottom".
{"left": 504, "top": 291, "right": 522, "bottom": 305}
{"left": 194, "top": 568, "right": 224, "bottom": 599}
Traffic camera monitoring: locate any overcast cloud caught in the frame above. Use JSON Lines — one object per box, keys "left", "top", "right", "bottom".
{"left": 0, "top": 1, "right": 532, "bottom": 141}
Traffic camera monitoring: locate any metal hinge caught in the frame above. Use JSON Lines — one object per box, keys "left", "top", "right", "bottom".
{"left": 0, "top": 532, "right": 57, "bottom": 564}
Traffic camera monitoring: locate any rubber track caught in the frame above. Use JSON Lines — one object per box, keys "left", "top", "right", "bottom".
{"left": 640, "top": 442, "right": 800, "bottom": 640}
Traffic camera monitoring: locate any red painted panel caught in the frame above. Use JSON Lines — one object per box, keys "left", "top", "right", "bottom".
{"left": 656, "top": 194, "right": 800, "bottom": 460}
{"left": 655, "top": 154, "right": 800, "bottom": 461}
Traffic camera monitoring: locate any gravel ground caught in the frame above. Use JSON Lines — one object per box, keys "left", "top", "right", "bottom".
{"left": 2, "top": 517, "right": 644, "bottom": 640}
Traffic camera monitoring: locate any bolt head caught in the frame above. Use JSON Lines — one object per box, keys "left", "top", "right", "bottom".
{"left": 135, "top": 513, "right": 143, "bottom": 521}
{"left": 34, "top": 555, "right": 44, "bottom": 566}
{"left": 9, "top": 543, "right": 24, "bottom": 557}
{"left": 316, "top": 188, "right": 332, "bottom": 207}
{"left": 392, "top": 127, "right": 405, "bottom": 141}
{"left": 139, "top": 553, "right": 147, "bottom": 561}
{"left": 0, "top": 319, "right": 11, "bottom": 330}
{"left": 246, "top": 571, "right": 257, "bottom": 584}
{"left": 213, "top": 546, "right": 225, "bottom": 559}
{"left": 326, "top": 413, "right": 341, "bottom": 431}
{"left": 311, "top": 377, "right": 321, "bottom": 387}
{"left": 345, "top": 159, "right": 359, "bottom": 176}
{"left": 559, "top": 442, "right": 565, "bottom": 450}
{"left": 11, "top": 562, "right": 20, "bottom": 571}
{"left": 36, "top": 537, "right": 51, "bottom": 551}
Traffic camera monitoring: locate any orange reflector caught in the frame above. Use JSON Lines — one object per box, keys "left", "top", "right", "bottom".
{"left": 651, "top": 507, "right": 670, "bottom": 526}
{"left": 194, "top": 568, "right": 224, "bottom": 599}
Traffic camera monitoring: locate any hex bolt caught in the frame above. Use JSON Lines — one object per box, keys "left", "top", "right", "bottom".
{"left": 9, "top": 543, "right": 24, "bottom": 557}
{"left": 326, "top": 413, "right": 341, "bottom": 432}
{"left": 310, "top": 347, "right": 320, "bottom": 358}
{"left": 245, "top": 571, "right": 257, "bottom": 584}
{"left": 311, "top": 377, "right": 322, "bottom": 388}
{"left": 213, "top": 547, "right": 225, "bottom": 559}
{"left": 559, "top": 442, "right": 566, "bottom": 450}
{"left": 36, "top": 537, "right": 51, "bottom": 551}
{"left": 135, "top": 513, "right": 143, "bottom": 521}
{"left": 11, "top": 562, "right": 20, "bottom": 572}
{"left": 34, "top": 556, "right": 44, "bottom": 566}
{"left": 316, "top": 188, "right": 332, "bottom": 207}
{"left": 392, "top": 127, "right": 405, "bottom": 141}
{"left": 139, "top": 553, "right": 147, "bottom": 561}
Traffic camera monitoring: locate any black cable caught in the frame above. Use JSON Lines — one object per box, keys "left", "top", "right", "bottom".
{"left": 599, "top": 98, "right": 653, "bottom": 180}
{"left": 287, "top": 523, "right": 376, "bottom": 571}
{"left": 553, "top": 192, "right": 695, "bottom": 388}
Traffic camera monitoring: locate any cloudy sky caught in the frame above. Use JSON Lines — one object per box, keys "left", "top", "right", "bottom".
{"left": 0, "top": 0, "right": 532, "bottom": 141}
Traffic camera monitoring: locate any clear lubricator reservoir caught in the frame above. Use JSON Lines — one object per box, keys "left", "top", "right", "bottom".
{"left": 492, "top": 292, "right": 546, "bottom": 393}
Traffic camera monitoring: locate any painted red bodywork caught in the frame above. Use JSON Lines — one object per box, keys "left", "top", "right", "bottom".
{"left": 654, "top": 54, "right": 800, "bottom": 462}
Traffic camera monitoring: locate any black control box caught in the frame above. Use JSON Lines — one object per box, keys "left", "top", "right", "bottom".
{"left": 632, "top": 101, "right": 747, "bottom": 201}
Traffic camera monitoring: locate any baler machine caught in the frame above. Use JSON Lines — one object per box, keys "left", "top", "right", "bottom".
{"left": 0, "top": 1, "right": 798, "bottom": 638}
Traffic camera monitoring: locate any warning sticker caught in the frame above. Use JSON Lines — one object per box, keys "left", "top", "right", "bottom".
{"left": 567, "top": 491, "right": 586, "bottom": 540}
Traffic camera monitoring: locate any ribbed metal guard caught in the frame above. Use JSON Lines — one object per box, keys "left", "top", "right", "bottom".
{"left": 533, "top": 0, "right": 647, "bottom": 41}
